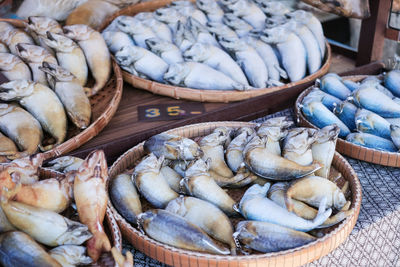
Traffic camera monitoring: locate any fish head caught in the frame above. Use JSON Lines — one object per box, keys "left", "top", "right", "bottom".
{"left": 261, "top": 116, "right": 294, "bottom": 129}
{"left": 218, "top": 36, "right": 245, "bottom": 52}
{"left": 27, "top": 16, "right": 62, "bottom": 36}
{"left": 15, "top": 43, "right": 47, "bottom": 62}
{"left": 239, "top": 183, "right": 270, "bottom": 209}
{"left": 243, "top": 135, "right": 265, "bottom": 155}
{"left": 187, "top": 17, "right": 206, "bottom": 34}
{"left": 283, "top": 128, "right": 316, "bottom": 154}
{"left": 165, "top": 195, "right": 186, "bottom": 215}
{"left": 8, "top": 153, "right": 44, "bottom": 184}
{"left": 223, "top": 14, "right": 251, "bottom": 31}
{"left": 116, "top": 17, "right": 143, "bottom": 34}
{"left": 220, "top": 0, "right": 238, "bottom": 6}
{"left": 145, "top": 37, "right": 167, "bottom": 54}
{"left": 137, "top": 210, "right": 157, "bottom": 229}
{"left": 261, "top": 2, "right": 291, "bottom": 16}
{"left": 237, "top": 126, "right": 255, "bottom": 136}
{"left": 265, "top": 15, "right": 288, "bottom": 29}
{"left": 355, "top": 109, "right": 373, "bottom": 132}
{"left": 180, "top": 138, "right": 203, "bottom": 160}
{"left": 49, "top": 245, "right": 92, "bottom": 266}
{"left": 63, "top": 24, "right": 94, "bottom": 42}
{"left": 42, "top": 31, "right": 76, "bottom": 52}
{"left": 285, "top": 10, "right": 310, "bottom": 22}
{"left": 76, "top": 150, "right": 108, "bottom": 182}
{"left": 134, "top": 12, "right": 154, "bottom": 21}
{"left": 154, "top": 7, "right": 181, "bottom": 23}
{"left": 390, "top": 124, "right": 400, "bottom": 137}
{"left": 196, "top": 0, "right": 213, "bottom": 10}
{"left": 315, "top": 125, "right": 340, "bottom": 143}
{"left": 333, "top": 189, "right": 347, "bottom": 210}
{"left": 163, "top": 63, "right": 191, "bottom": 86}
{"left": 0, "top": 80, "right": 35, "bottom": 100}
{"left": 115, "top": 45, "right": 144, "bottom": 66}
{"left": 260, "top": 26, "right": 288, "bottom": 44}
{"left": 200, "top": 131, "right": 229, "bottom": 147}
{"left": 185, "top": 158, "right": 209, "bottom": 177}
{"left": 257, "top": 126, "right": 287, "bottom": 141}
{"left": 46, "top": 156, "right": 84, "bottom": 173}
{"left": 134, "top": 153, "right": 163, "bottom": 175}
{"left": 183, "top": 43, "right": 209, "bottom": 62}
{"left": 39, "top": 61, "right": 76, "bottom": 85}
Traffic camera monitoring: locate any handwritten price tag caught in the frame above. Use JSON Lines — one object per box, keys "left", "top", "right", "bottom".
{"left": 138, "top": 103, "right": 205, "bottom": 122}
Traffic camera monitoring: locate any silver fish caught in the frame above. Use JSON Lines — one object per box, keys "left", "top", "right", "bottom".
{"left": 133, "top": 153, "right": 178, "bottom": 208}
{"left": 171, "top": 2, "right": 209, "bottom": 26}
{"left": 239, "top": 183, "right": 332, "bottom": 231}
{"left": 15, "top": 43, "right": 58, "bottom": 86}
{"left": 312, "top": 125, "right": 340, "bottom": 178}
{"left": 166, "top": 196, "right": 236, "bottom": 254}
{"left": 244, "top": 136, "right": 321, "bottom": 180}
{"left": 286, "top": 10, "right": 326, "bottom": 58}
{"left": 181, "top": 159, "right": 237, "bottom": 216}
{"left": 26, "top": 16, "right": 63, "bottom": 54}
{"left": 110, "top": 173, "right": 142, "bottom": 224}
{"left": 145, "top": 38, "right": 183, "bottom": 64}
{"left": 197, "top": 0, "right": 225, "bottom": 23}
{"left": 235, "top": 220, "right": 316, "bottom": 252}
{"left": 268, "top": 183, "right": 353, "bottom": 228}
{"left": 42, "top": 32, "right": 88, "bottom": 86}
{"left": 285, "top": 20, "right": 322, "bottom": 74}
{"left": 257, "top": 126, "right": 287, "bottom": 156}
{"left": 223, "top": 0, "right": 266, "bottom": 29}
{"left": 63, "top": 24, "right": 111, "bottom": 96}
{"left": 333, "top": 100, "right": 357, "bottom": 130}
{"left": 186, "top": 17, "right": 220, "bottom": 48}
{"left": 115, "top": 45, "right": 168, "bottom": 83}
{"left": 0, "top": 22, "right": 35, "bottom": 55}
{"left": 138, "top": 209, "right": 230, "bottom": 255}
{"left": 320, "top": 73, "right": 351, "bottom": 100}
{"left": 45, "top": 156, "right": 84, "bottom": 173}
{"left": 115, "top": 16, "right": 157, "bottom": 48}
{"left": 40, "top": 62, "right": 91, "bottom": 129}
{"left": 49, "top": 245, "right": 92, "bottom": 267}
{"left": 144, "top": 133, "right": 202, "bottom": 160}
{"left": 0, "top": 80, "right": 67, "bottom": 151}
{"left": 243, "top": 35, "right": 287, "bottom": 81}
{"left": 183, "top": 42, "right": 249, "bottom": 86}
{"left": 0, "top": 231, "right": 62, "bottom": 267}
{"left": 102, "top": 31, "right": 135, "bottom": 55}
{"left": 0, "top": 102, "right": 42, "bottom": 158}
{"left": 303, "top": 88, "right": 342, "bottom": 111}
{"left": 261, "top": 26, "right": 306, "bottom": 82}
{"left": 164, "top": 62, "right": 248, "bottom": 90}
{"left": 219, "top": 38, "right": 268, "bottom": 88}
{"left": 1, "top": 200, "right": 92, "bottom": 246}
{"left": 285, "top": 176, "right": 347, "bottom": 211}
{"left": 346, "top": 132, "right": 398, "bottom": 152}
{"left": 223, "top": 14, "right": 253, "bottom": 38}
{"left": 0, "top": 52, "right": 32, "bottom": 81}
{"left": 355, "top": 108, "right": 391, "bottom": 140}
{"left": 282, "top": 128, "right": 316, "bottom": 166}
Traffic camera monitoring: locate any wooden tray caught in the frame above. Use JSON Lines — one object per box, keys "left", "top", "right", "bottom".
{"left": 0, "top": 19, "right": 124, "bottom": 161}
{"left": 0, "top": 164, "right": 122, "bottom": 267}
{"left": 108, "top": 121, "right": 362, "bottom": 267}
{"left": 100, "top": 0, "right": 331, "bottom": 103}
{"left": 295, "top": 75, "right": 400, "bottom": 167}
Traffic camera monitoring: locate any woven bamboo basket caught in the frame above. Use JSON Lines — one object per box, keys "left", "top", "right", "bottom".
{"left": 99, "top": 0, "right": 331, "bottom": 103}
{"left": 0, "top": 164, "right": 122, "bottom": 267}
{"left": 0, "top": 19, "right": 123, "bottom": 161}
{"left": 108, "top": 121, "right": 362, "bottom": 267}
{"left": 295, "top": 75, "right": 400, "bottom": 167}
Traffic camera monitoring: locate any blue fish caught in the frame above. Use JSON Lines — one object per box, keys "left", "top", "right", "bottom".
{"left": 342, "top": 79, "right": 359, "bottom": 92}
{"left": 333, "top": 101, "right": 357, "bottom": 131}
{"left": 320, "top": 74, "right": 351, "bottom": 100}
{"left": 346, "top": 132, "right": 398, "bottom": 152}
{"left": 301, "top": 101, "right": 350, "bottom": 138}
{"left": 355, "top": 109, "right": 391, "bottom": 140}
{"left": 303, "top": 88, "right": 342, "bottom": 111}
{"left": 352, "top": 86, "right": 400, "bottom": 118}
{"left": 384, "top": 70, "right": 400, "bottom": 97}
{"left": 361, "top": 77, "right": 394, "bottom": 98}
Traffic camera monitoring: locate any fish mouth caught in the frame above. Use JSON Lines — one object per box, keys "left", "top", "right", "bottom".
{"left": 63, "top": 28, "right": 72, "bottom": 35}
{"left": 46, "top": 31, "right": 55, "bottom": 41}
{"left": 15, "top": 43, "right": 26, "bottom": 53}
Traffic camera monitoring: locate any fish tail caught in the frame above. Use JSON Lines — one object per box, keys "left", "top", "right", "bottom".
{"left": 284, "top": 194, "right": 294, "bottom": 212}
{"left": 111, "top": 247, "right": 134, "bottom": 267}
{"left": 320, "top": 209, "right": 353, "bottom": 228}
{"left": 87, "top": 232, "right": 111, "bottom": 262}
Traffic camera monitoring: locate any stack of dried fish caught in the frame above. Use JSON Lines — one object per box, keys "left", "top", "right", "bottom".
{"left": 300, "top": 71, "right": 400, "bottom": 152}
{"left": 0, "top": 17, "right": 112, "bottom": 158}
{"left": 109, "top": 118, "right": 353, "bottom": 255}
{"left": 103, "top": 0, "right": 326, "bottom": 90}
{"left": 0, "top": 151, "right": 132, "bottom": 267}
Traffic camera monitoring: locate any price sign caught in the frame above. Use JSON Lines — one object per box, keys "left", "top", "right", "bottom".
{"left": 138, "top": 103, "right": 205, "bottom": 122}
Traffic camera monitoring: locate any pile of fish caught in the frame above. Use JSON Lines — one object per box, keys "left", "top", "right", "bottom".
{"left": 0, "top": 151, "right": 133, "bottom": 267}
{"left": 103, "top": 0, "right": 326, "bottom": 90}
{"left": 300, "top": 71, "right": 400, "bottom": 152}
{"left": 109, "top": 118, "right": 353, "bottom": 255}
{"left": 0, "top": 17, "right": 112, "bottom": 158}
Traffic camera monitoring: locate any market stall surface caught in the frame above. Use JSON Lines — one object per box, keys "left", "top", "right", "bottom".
{"left": 121, "top": 109, "right": 400, "bottom": 266}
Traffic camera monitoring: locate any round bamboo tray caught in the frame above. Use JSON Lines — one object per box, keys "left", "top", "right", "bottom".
{"left": 0, "top": 19, "right": 123, "bottom": 161}
{"left": 108, "top": 121, "right": 362, "bottom": 267}
{"left": 99, "top": 0, "right": 331, "bottom": 103}
{"left": 295, "top": 75, "right": 400, "bottom": 167}
{"left": 0, "top": 164, "right": 122, "bottom": 267}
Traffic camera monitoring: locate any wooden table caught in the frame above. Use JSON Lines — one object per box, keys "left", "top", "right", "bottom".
{"left": 69, "top": 56, "right": 385, "bottom": 163}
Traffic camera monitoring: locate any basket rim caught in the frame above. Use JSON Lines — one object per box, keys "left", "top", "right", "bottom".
{"left": 0, "top": 18, "right": 124, "bottom": 161}
{"left": 294, "top": 75, "right": 400, "bottom": 166}
{"left": 100, "top": 0, "right": 331, "bottom": 103}
{"left": 108, "top": 121, "right": 362, "bottom": 264}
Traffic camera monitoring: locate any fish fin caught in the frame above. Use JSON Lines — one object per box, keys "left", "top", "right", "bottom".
{"left": 111, "top": 247, "right": 134, "bottom": 267}
{"left": 340, "top": 200, "right": 351, "bottom": 211}
{"left": 274, "top": 65, "right": 288, "bottom": 79}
